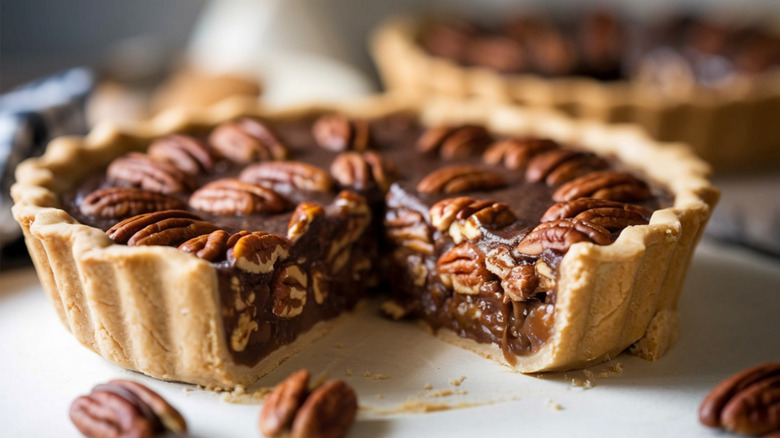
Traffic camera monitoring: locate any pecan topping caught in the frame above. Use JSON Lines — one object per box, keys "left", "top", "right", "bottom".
{"left": 482, "top": 138, "right": 557, "bottom": 170}
{"left": 312, "top": 114, "right": 372, "bottom": 152}
{"left": 417, "top": 125, "right": 492, "bottom": 159}
{"left": 227, "top": 231, "right": 290, "bottom": 274}
{"left": 699, "top": 363, "right": 780, "bottom": 436}
{"left": 209, "top": 118, "right": 287, "bottom": 163}
{"left": 107, "top": 210, "right": 218, "bottom": 247}
{"left": 260, "top": 370, "right": 311, "bottom": 437}
{"left": 287, "top": 202, "right": 325, "bottom": 242}
{"left": 178, "top": 229, "right": 232, "bottom": 261}
{"left": 80, "top": 187, "right": 185, "bottom": 219}
{"left": 516, "top": 218, "right": 612, "bottom": 255}
{"left": 485, "top": 246, "right": 539, "bottom": 302}
{"left": 239, "top": 161, "right": 333, "bottom": 192}
{"left": 330, "top": 151, "right": 398, "bottom": 191}
{"left": 542, "top": 198, "right": 651, "bottom": 231}
{"left": 272, "top": 264, "right": 308, "bottom": 318}
{"left": 107, "top": 152, "right": 194, "bottom": 194}
{"left": 429, "top": 197, "right": 516, "bottom": 243}
{"left": 384, "top": 207, "right": 433, "bottom": 254}
{"left": 525, "top": 149, "right": 608, "bottom": 185}
{"left": 437, "top": 242, "right": 498, "bottom": 295}
{"left": 189, "top": 178, "right": 290, "bottom": 215}
{"left": 417, "top": 166, "right": 507, "bottom": 194}
{"left": 70, "top": 379, "right": 187, "bottom": 438}
{"left": 552, "top": 171, "right": 652, "bottom": 202}
{"left": 147, "top": 134, "right": 215, "bottom": 175}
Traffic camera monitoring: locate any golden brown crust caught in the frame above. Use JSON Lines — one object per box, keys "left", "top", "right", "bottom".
{"left": 12, "top": 94, "right": 718, "bottom": 385}
{"left": 370, "top": 15, "right": 780, "bottom": 170}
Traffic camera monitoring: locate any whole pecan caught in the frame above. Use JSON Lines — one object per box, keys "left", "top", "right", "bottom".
{"left": 227, "top": 231, "right": 290, "bottom": 274}
{"left": 541, "top": 198, "right": 651, "bottom": 231}
{"left": 106, "top": 210, "right": 219, "bottom": 247}
{"left": 525, "top": 149, "right": 607, "bottom": 185}
{"left": 239, "top": 161, "right": 333, "bottom": 192}
{"left": 384, "top": 207, "right": 433, "bottom": 254}
{"left": 147, "top": 134, "right": 214, "bottom": 175}
{"left": 287, "top": 202, "right": 325, "bottom": 242}
{"left": 417, "top": 166, "right": 507, "bottom": 194}
{"left": 312, "top": 114, "right": 372, "bottom": 152}
{"left": 260, "top": 370, "right": 311, "bottom": 437}
{"left": 80, "top": 187, "right": 186, "bottom": 219}
{"left": 699, "top": 363, "right": 780, "bottom": 436}
{"left": 482, "top": 138, "right": 557, "bottom": 170}
{"left": 416, "top": 125, "right": 492, "bottom": 159}
{"left": 516, "top": 218, "right": 612, "bottom": 255}
{"left": 552, "top": 171, "right": 652, "bottom": 202}
{"left": 209, "top": 118, "right": 287, "bottom": 163}
{"left": 330, "top": 151, "right": 398, "bottom": 191}
{"left": 178, "top": 229, "right": 232, "bottom": 261}
{"left": 429, "top": 196, "right": 516, "bottom": 243}
{"left": 437, "top": 242, "right": 498, "bottom": 295}
{"left": 107, "top": 153, "right": 195, "bottom": 194}
{"left": 70, "top": 379, "right": 187, "bottom": 438}
{"left": 272, "top": 264, "right": 308, "bottom": 318}
{"left": 189, "top": 178, "right": 290, "bottom": 215}
{"left": 485, "top": 246, "right": 539, "bottom": 302}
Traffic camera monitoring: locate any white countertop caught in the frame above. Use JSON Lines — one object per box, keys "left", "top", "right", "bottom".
{"left": 1, "top": 238, "right": 778, "bottom": 437}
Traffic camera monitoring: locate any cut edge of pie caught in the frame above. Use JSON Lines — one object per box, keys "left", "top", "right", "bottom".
{"left": 11, "top": 94, "right": 719, "bottom": 388}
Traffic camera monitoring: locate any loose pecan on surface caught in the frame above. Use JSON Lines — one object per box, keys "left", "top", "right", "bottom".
{"left": 515, "top": 218, "right": 612, "bottom": 255}
{"left": 437, "top": 242, "right": 499, "bottom": 295}
{"left": 417, "top": 166, "right": 507, "bottom": 194}
{"left": 259, "top": 370, "right": 358, "bottom": 438}
{"left": 80, "top": 187, "right": 186, "bottom": 219}
{"left": 482, "top": 138, "right": 557, "bottom": 170}
{"left": 312, "top": 114, "right": 372, "bottom": 152}
{"left": 552, "top": 170, "right": 652, "bottom": 202}
{"left": 107, "top": 153, "right": 195, "bottom": 194}
{"left": 107, "top": 210, "right": 219, "bottom": 247}
{"left": 417, "top": 125, "right": 492, "bottom": 159}
{"left": 209, "top": 118, "right": 287, "bottom": 163}
{"left": 189, "top": 178, "right": 290, "bottom": 215}
{"left": 227, "top": 231, "right": 290, "bottom": 274}
{"left": 239, "top": 161, "right": 333, "bottom": 192}
{"left": 147, "top": 134, "right": 215, "bottom": 175}
{"left": 541, "top": 198, "right": 651, "bottom": 231}
{"left": 330, "top": 151, "right": 398, "bottom": 191}
{"left": 69, "top": 379, "right": 186, "bottom": 438}
{"left": 525, "top": 149, "right": 608, "bottom": 185}
{"left": 429, "top": 196, "right": 516, "bottom": 243}
{"left": 699, "top": 363, "right": 780, "bottom": 436}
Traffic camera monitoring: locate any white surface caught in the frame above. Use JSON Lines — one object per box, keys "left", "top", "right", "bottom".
{"left": 1, "top": 239, "right": 779, "bottom": 437}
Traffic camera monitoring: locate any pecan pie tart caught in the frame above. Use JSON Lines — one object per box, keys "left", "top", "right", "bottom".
{"left": 11, "top": 97, "right": 718, "bottom": 388}
{"left": 371, "top": 11, "right": 780, "bottom": 169}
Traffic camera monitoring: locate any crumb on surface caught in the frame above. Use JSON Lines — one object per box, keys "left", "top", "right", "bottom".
{"left": 373, "top": 374, "right": 390, "bottom": 380}
{"left": 375, "top": 394, "right": 384, "bottom": 400}
{"left": 545, "top": 398, "right": 563, "bottom": 411}
{"left": 423, "top": 383, "right": 433, "bottom": 391}
{"left": 449, "top": 376, "right": 467, "bottom": 386}
{"left": 364, "top": 371, "right": 372, "bottom": 377}
{"left": 346, "top": 369, "right": 353, "bottom": 376}
{"left": 334, "top": 343, "right": 344, "bottom": 349}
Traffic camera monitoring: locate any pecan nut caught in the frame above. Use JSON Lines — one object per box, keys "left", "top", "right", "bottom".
{"left": 106, "top": 209, "right": 219, "bottom": 247}
{"left": 227, "top": 232, "right": 290, "bottom": 274}
{"left": 147, "top": 134, "right": 214, "bottom": 175}
{"left": 287, "top": 202, "right": 326, "bottom": 242}
{"left": 330, "top": 151, "right": 398, "bottom": 191}
{"left": 326, "top": 191, "right": 372, "bottom": 271}
{"left": 239, "top": 161, "right": 333, "bottom": 192}
{"left": 70, "top": 379, "right": 187, "bottom": 438}
{"left": 437, "top": 242, "right": 498, "bottom": 295}
{"left": 189, "top": 178, "right": 290, "bottom": 215}
{"left": 384, "top": 207, "right": 433, "bottom": 254}
{"left": 429, "top": 197, "right": 516, "bottom": 243}
{"left": 272, "top": 264, "right": 308, "bottom": 318}
{"left": 209, "top": 118, "right": 287, "bottom": 163}
{"left": 417, "top": 125, "right": 492, "bottom": 159}
{"left": 525, "top": 149, "right": 608, "bottom": 185}
{"left": 485, "top": 247, "right": 539, "bottom": 302}
{"left": 552, "top": 171, "right": 652, "bottom": 202}
{"left": 291, "top": 380, "right": 358, "bottom": 438}
{"left": 80, "top": 187, "right": 186, "bottom": 219}
{"left": 482, "top": 138, "right": 557, "bottom": 170}
{"left": 416, "top": 166, "right": 507, "bottom": 194}
{"left": 107, "top": 152, "right": 195, "bottom": 194}
{"left": 260, "top": 370, "right": 311, "bottom": 437}
{"left": 515, "top": 218, "right": 612, "bottom": 255}
{"left": 541, "top": 198, "right": 651, "bottom": 231}
{"left": 699, "top": 363, "right": 780, "bottom": 436}
{"left": 312, "top": 114, "right": 372, "bottom": 152}
{"left": 178, "top": 229, "right": 233, "bottom": 261}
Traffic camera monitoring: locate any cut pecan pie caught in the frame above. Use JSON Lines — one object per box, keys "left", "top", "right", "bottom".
{"left": 11, "top": 97, "right": 718, "bottom": 388}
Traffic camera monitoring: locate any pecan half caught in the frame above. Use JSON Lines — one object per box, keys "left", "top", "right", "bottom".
{"left": 106, "top": 210, "right": 218, "bottom": 247}
{"left": 384, "top": 207, "right": 433, "bottom": 254}
{"left": 107, "top": 152, "right": 195, "bottom": 194}
{"left": 70, "top": 379, "right": 186, "bottom": 438}
{"left": 291, "top": 380, "right": 358, "bottom": 438}
{"left": 516, "top": 218, "right": 612, "bottom": 255}
{"left": 147, "top": 134, "right": 215, "bottom": 175}
{"left": 227, "top": 231, "right": 290, "bottom": 274}
{"left": 80, "top": 187, "right": 185, "bottom": 219}
{"left": 239, "top": 161, "right": 333, "bottom": 192}
{"left": 417, "top": 166, "right": 507, "bottom": 194}
{"left": 552, "top": 171, "right": 652, "bottom": 202}
{"left": 272, "top": 264, "right": 308, "bottom": 318}
{"left": 178, "top": 229, "right": 232, "bottom": 261}
{"left": 485, "top": 246, "right": 539, "bottom": 302}
{"left": 189, "top": 178, "right": 290, "bottom": 215}
{"left": 482, "top": 138, "right": 557, "bottom": 170}
{"left": 260, "top": 370, "right": 311, "bottom": 437}
{"left": 417, "top": 125, "right": 492, "bottom": 159}
{"left": 330, "top": 151, "right": 398, "bottom": 192}
{"left": 209, "top": 118, "right": 287, "bottom": 163}
{"left": 429, "top": 196, "right": 516, "bottom": 243}
{"left": 287, "top": 202, "right": 325, "bottom": 242}
{"left": 437, "top": 242, "right": 498, "bottom": 295}
{"left": 312, "top": 114, "right": 372, "bottom": 152}
{"left": 525, "top": 149, "right": 608, "bottom": 185}
{"left": 542, "top": 198, "right": 651, "bottom": 231}
{"left": 700, "top": 363, "right": 780, "bottom": 436}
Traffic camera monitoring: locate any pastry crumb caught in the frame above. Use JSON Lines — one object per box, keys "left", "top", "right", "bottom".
{"left": 334, "top": 343, "right": 344, "bottom": 349}
{"left": 375, "top": 394, "right": 385, "bottom": 400}
{"left": 423, "top": 383, "right": 433, "bottom": 391}
{"left": 449, "top": 376, "right": 467, "bottom": 386}
{"left": 373, "top": 374, "right": 390, "bottom": 380}
{"left": 346, "top": 369, "right": 353, "bottom": 376}
{"left": 364, "top": 371, "right": 372, "bottom": 377}
{"left": 545, "top": 398, "right": 563, "bottom": 411}
{"left": 570, "top": 378, "right": 593, "bottom": 389}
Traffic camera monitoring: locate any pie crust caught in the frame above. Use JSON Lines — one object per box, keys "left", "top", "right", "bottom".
{"left": 370, "top": 15, "right": 780, "bottom": 170}
{"left": 11, "top": 95, "right": 718, "bottom": 388}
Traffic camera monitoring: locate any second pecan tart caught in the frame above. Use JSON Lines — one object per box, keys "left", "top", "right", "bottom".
{"left": 11, "top": 97, "right": 718, "bottom": 387}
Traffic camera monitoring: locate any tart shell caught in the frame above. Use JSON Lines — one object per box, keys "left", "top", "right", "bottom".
{"left": 12, "top": 95, "right": 718, "bottom": 387}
